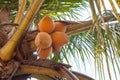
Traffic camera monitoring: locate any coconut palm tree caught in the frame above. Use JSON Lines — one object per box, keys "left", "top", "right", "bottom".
{"left": 0, "top": 0, "right": 120, "bottom": 80}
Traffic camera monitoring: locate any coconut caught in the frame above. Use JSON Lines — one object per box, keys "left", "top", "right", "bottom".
{"left": 38, "top": 16, "right": 55, "bottom": 33}
{"left": 35, "top": 32, "right": 52, "bottom": 49}
{"left": 54, "top": 22, "right": 67, "bottom": 32}
{"left": 38, "top": 46, "right": 52, "bottom": 59}
{"left": 51, "top": 32, "right": 69, "bottom": 48}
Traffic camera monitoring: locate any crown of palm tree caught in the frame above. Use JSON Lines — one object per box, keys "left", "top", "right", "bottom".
{"left": 0, "top": 0, "right": 120, "bottom": 80}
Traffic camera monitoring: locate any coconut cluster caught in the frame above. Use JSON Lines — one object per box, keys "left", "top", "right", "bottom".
{"left": 34, "top": 16, "right": 69, "bottom": 59}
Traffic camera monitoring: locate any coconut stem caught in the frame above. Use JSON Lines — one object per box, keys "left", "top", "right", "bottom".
{"left": 8, "top": 0, "right": 27, "bottom": 38}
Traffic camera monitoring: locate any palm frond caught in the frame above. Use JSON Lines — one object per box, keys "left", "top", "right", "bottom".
{"left": 37, "top": 0, "right": 88, "bottom": 20}
{"left": 50, "top": 0, "right": 120, "bottom": 79}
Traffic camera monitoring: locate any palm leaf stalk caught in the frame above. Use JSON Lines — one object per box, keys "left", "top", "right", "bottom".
{"left": 95, "top": 1, "right": 106, "bottom": 79}
{"left": 66, "top": 15, "right": 114, "bottom": 36}
{"left": 101, "top": 0, "right": 107, "bottom": 11}
{"left": 17, "top": 65, "right": 61, "bottom": 77}
{"left": 96, "top": 1, "right": 120, "bottom": 79}
{"left": 109, "top": 0, "right": 120, "bottom": 21}
{"left": 0, "top": 0, "right": 45, "bottom": 61}
{"left": 88, "top": 0, "right": 120, "bottom": 79}
{"left": 14, "top": 0, "right": 27, "bottom": 24}
{"left": 88, "top": 0, "right": 112, "bottom": 80}
{"left": 9, "top": 0, "right": 27, "bottom": 38}
{"left": 116, "top": 0, "right": 120, "bottom": 8}
{"left": 95, "top": 1, "right": 117, "bottom": 80}
{"left": 104, "top": 16, "right": 120, "bottom": 79}
{"left": 15, "top": 64, "right": 94, "bottom": 80}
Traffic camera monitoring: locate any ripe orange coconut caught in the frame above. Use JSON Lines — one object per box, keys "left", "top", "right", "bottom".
{"left": 54, "top": 22, "right": 67, "bottom": 32}
{"left": 38, "top": 46, "right": 52, "bottom": 59}
{"left": 38, "top": 16, "right": 55, "bottom": 33}
{"left": 51, "top": 32, "right": 69, "bottom": 49}
{"left": 35, "top": 32, "right": 52, "bottom": 49}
